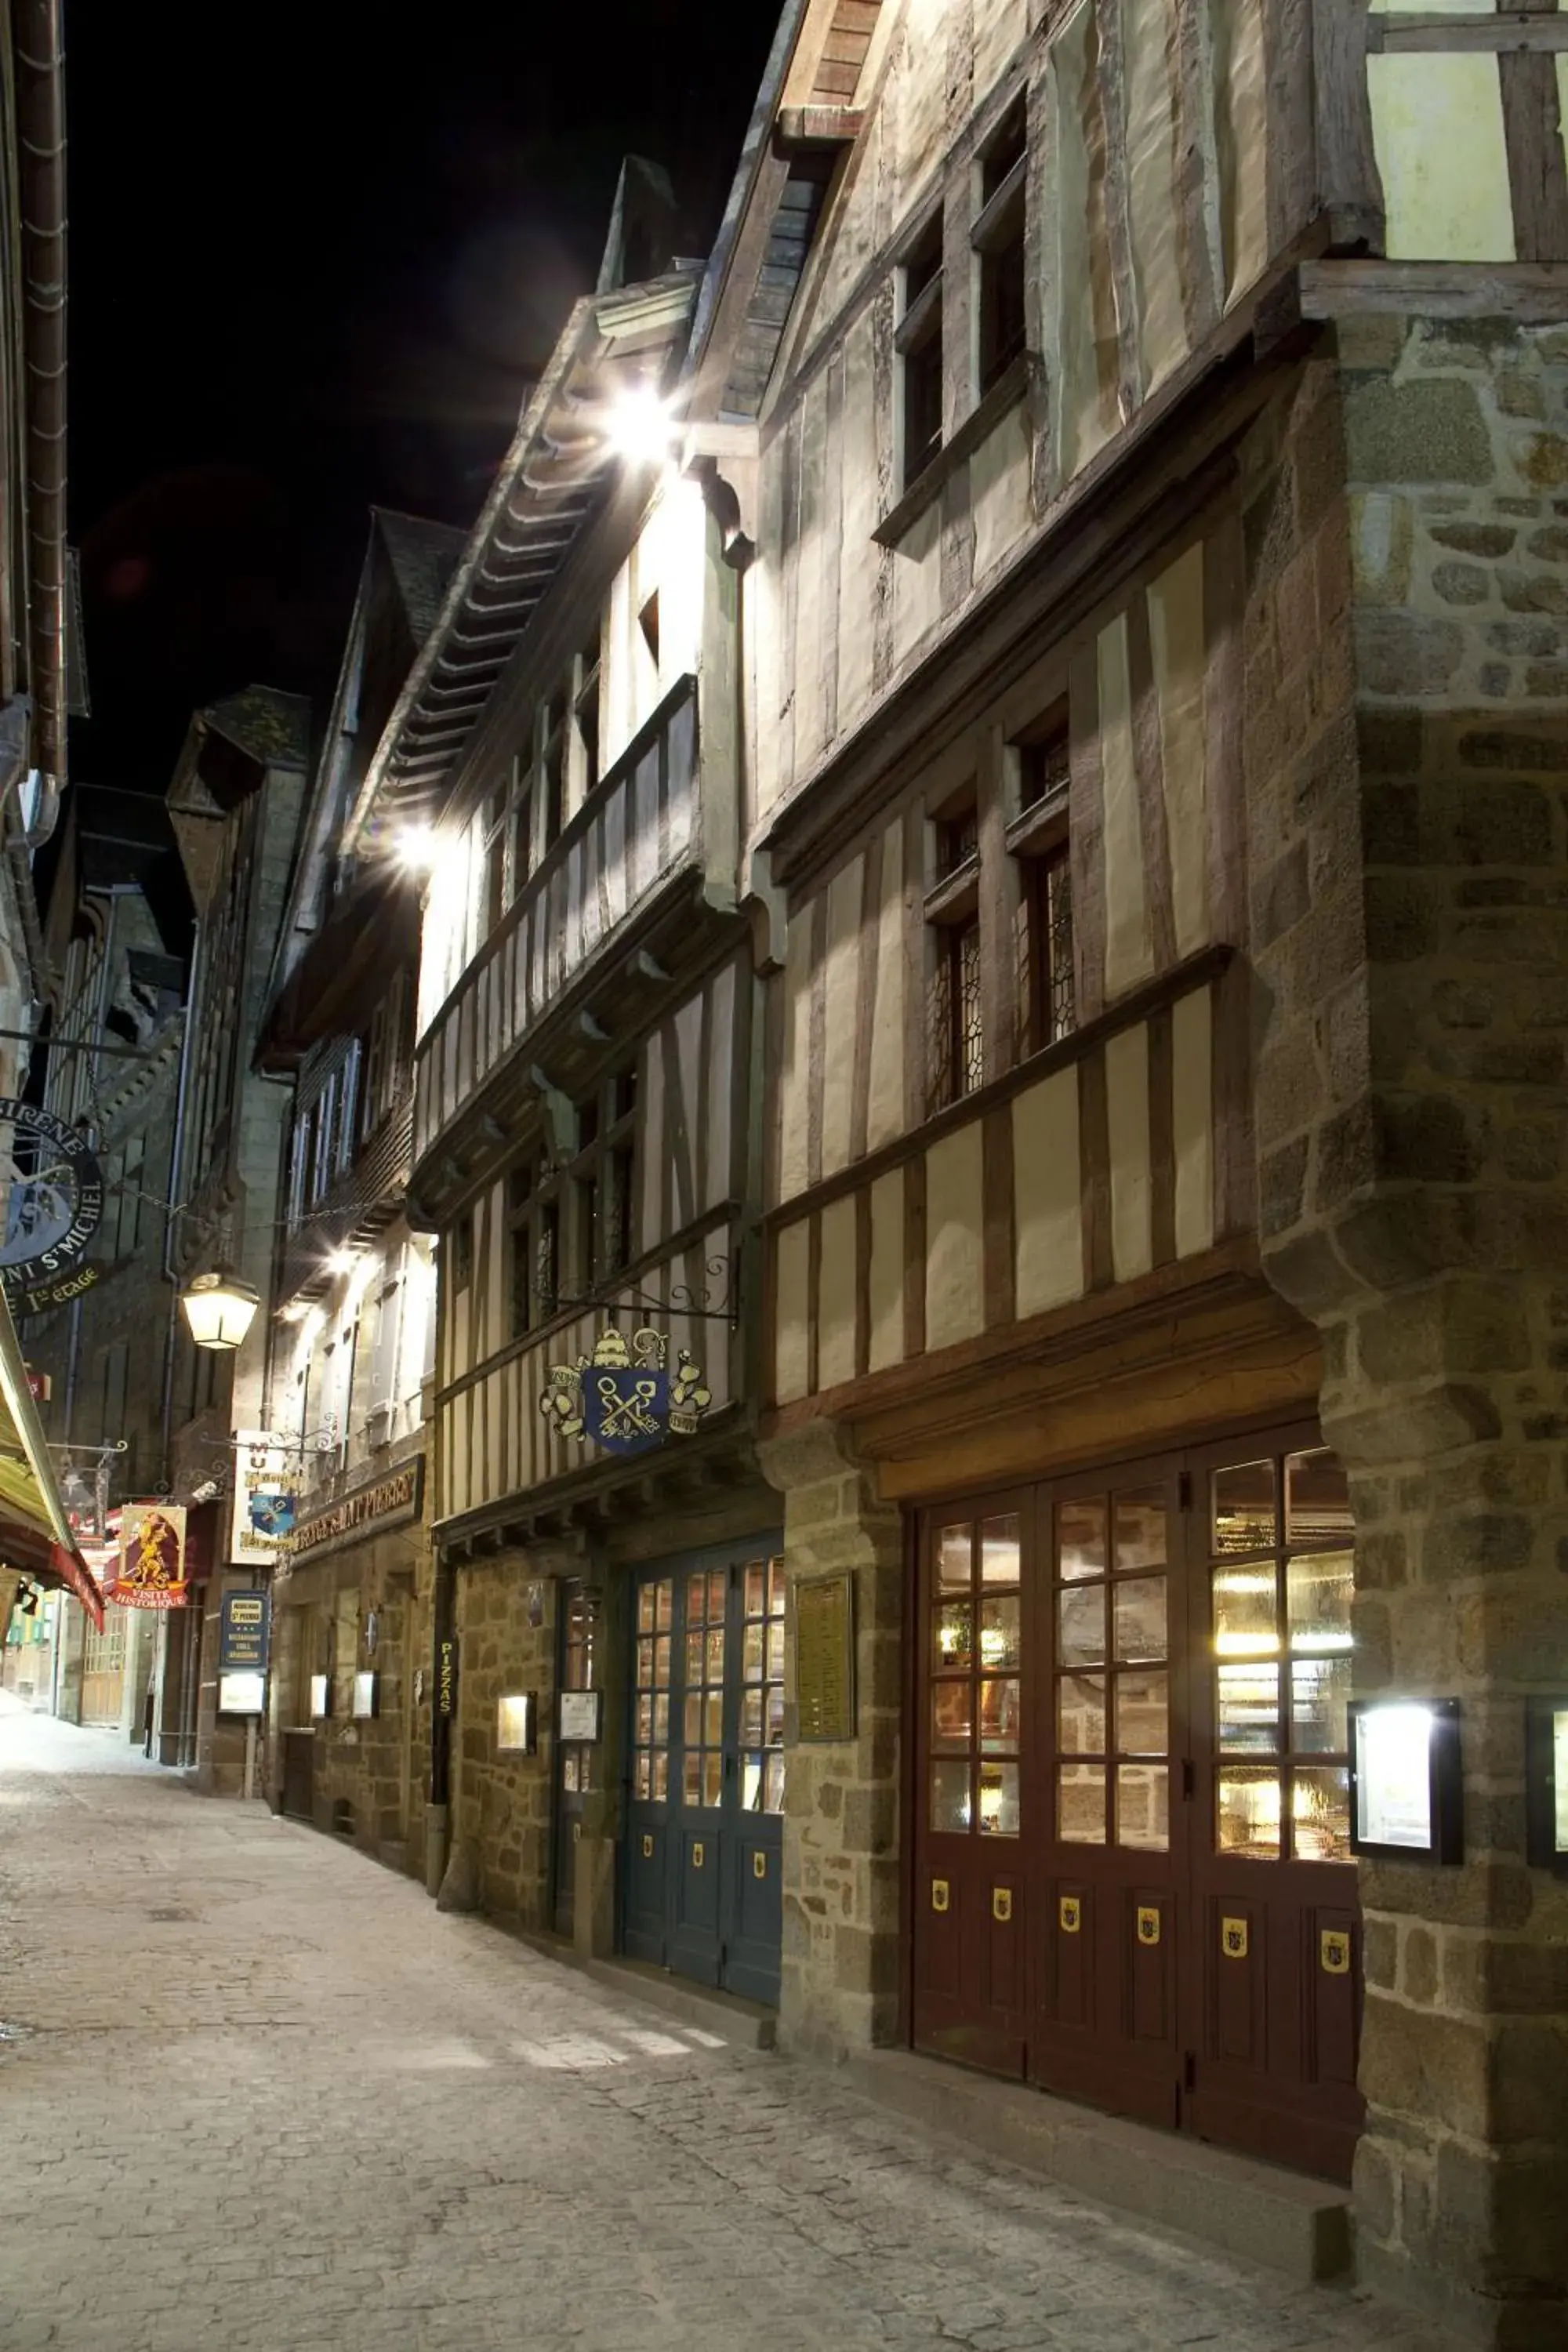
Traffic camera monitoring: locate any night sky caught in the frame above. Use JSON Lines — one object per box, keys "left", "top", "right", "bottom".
{"left": 66, "top": 4, "right": 778, "bottom": 794}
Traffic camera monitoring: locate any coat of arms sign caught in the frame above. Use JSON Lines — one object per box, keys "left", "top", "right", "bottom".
{"left": 539, "top": 1325, "right": 712, "bottom": 1458}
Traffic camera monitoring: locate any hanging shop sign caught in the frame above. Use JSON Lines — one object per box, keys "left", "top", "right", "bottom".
{"left": 0, "top": 1102, "right": 103, "bottom": 1304}
{"left": 290, "top": 1456, "right": 423, "bottom": 1563}
{"left": 539, "top": 1326, "right": 712, "bottom": 1459}
{"left": 11, "top": 1261, "right": 100, "bottom": 1316}
{"left": 231, "top": 1431, "right": 299, "bottom": 1572}
{"left": 106, "top": 1503, "right": 189, "bottom": 1611}
{"left": 219, "top": 1589, "right": 270, "bottom": 1673}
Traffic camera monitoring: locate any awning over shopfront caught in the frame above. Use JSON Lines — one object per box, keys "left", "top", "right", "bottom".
{"left": 0, "top": 1285, "right": 102, "bottom": 1630}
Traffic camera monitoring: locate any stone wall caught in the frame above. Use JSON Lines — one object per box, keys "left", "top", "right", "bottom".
{"left": 1247, "top": 320, "right": 1568, "bottom": 2351}
{"left": 758, "top": 1421, "right": 904, "bottom": 2060}
{"left": 450, "top": 1554, "right": 559, "bottom": 1932}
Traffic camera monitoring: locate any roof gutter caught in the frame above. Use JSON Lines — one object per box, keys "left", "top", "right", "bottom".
{"left": 16, "top": 0, "right": 67, "bottom": 804}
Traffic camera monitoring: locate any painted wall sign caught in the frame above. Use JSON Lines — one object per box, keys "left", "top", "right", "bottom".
{"left": 793, "top": 1569, "right": 855, "bottom": 1743}
{"left": 12, "top": 1261, "right": 100, "bottom": 1316}
{"left": 219, "top": 1590, "right": 270, "bottom": 1673}
{"left": 290, "top": 1456, "right": 424, "bottom": 1562}
{"left": 437, "top": 1636, "right": 458, "bottom": 1719}
{"left": 539, "top": 1326, "right": 712, "bottom": 1458}
{"left": 231, "top": 1432, "right": 299, "bottom": 1572}
{"left": 0, "top": 1100, "right": 103, "bottom": 1301}
{"left": 107, "top": 1503, "right": 189, "bottom": 1610}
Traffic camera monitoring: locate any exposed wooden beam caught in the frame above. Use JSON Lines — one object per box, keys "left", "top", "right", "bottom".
{"left": 775, "top": 103, "right": 864, "bottom": 154}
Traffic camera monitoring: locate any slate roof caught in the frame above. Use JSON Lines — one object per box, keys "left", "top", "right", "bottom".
{"left": 373, "top": 510, "right": 467, "bottom": 649}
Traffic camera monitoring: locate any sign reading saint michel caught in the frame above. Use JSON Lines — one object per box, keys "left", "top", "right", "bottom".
{"left": 0, "top": 1100, "right": 105, "bottom": 1313}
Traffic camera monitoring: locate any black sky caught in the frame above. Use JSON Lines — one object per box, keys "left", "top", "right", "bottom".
{"left": 66, "top": 3, "right": 779, "bottom": 793}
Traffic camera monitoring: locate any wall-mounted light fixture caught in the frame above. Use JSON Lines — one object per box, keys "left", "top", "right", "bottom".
{"left": 352, "top": 1671, "right": 379, "bottom": 1720}
{"left": 496, "top": 1693, "right": 537, "bottom": 1755}
{"left": 310, "top": 1673, "right": 329, "bottom": 1719}
{"left": 180, "top": 1272, "right": 260, "bottom": 1353}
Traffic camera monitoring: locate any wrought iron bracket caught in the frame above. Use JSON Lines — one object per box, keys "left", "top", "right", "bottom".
{"left": 536, "top": 1247, "right": 740, "bottom": 1330}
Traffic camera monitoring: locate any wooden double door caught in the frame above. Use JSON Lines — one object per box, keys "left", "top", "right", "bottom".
{"left": 622, "top": 1538, "right": 786, "bottom": 2005}
{"left": 912, "top": 1424, "right": 1363, "bottom": 2182}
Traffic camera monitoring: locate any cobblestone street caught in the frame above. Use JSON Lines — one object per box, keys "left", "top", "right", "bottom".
{"left": 0, "top": 1697, "right": 1458, "bottom": 2352}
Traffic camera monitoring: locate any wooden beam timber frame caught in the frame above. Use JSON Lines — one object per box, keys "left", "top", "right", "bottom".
{"left": 1299, "top": 259, "right": 1568, "bottom": 321}
{"left": 776, "top": 104, "right": 864, "bottom": 154}
{"left": 1367, "top": 12, "right": 1568, "bottom": 54}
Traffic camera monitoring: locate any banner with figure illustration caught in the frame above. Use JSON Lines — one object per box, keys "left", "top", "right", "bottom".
{"left": 107, "top": 1502, "right": 189, "bottom": 1610}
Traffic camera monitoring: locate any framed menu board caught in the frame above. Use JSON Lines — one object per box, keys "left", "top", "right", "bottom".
{"left": 1525, "top": 1695, "right": 1568, "bottom": 1875}
{"left": 793, "top": 1570, "right": 855, "bottom": 1743}
{"left": 1349, "top": 1697, "right": 1463, "bottom": 1864}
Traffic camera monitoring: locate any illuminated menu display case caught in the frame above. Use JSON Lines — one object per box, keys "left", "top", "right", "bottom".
{"left": 1348, "top": 1697, "right": 1463, "bottom": 1864}
{"left": 1525, "top": 1696, "right": 1568, "bottom": 1876}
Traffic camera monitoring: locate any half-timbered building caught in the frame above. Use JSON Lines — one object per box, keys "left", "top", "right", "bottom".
{"left": 679, "top": 2, "right": 1568, "bottom": 2339}
{"left": 361, "top": 189, "right": 788, "bottom": 1992}
{"left": 255, "top": 513, "right": 461, "bottom": 1871}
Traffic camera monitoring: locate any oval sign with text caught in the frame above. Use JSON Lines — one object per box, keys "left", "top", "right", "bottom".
{"left": 0, "top": 1099, "right": 103, "bottom": 1301}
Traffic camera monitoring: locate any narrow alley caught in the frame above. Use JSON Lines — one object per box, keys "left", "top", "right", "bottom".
{"left": 0, "top": 1697, "right": 1455, "bottom": 2352}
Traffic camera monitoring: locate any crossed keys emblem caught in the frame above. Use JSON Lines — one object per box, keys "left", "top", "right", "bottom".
{"left": 539, "top": 1323, "right": 713, "bottom": 1458}
{"left": 595, "top": 1374, "right": 659, "bottom": 1443}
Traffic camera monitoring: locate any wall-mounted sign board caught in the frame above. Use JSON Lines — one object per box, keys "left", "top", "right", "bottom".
{"left": 559, "top": 1689, "right": 603, "bottom": 1743}
{"left": 1349, "top": 1697, "right": 1463, "bottom": 1864}
{"left": 793, "top": 1570, "right": 855, "bottom": 1744}
{"left": 1525, "top": 1695, "right": 1568, "bottom": 1876}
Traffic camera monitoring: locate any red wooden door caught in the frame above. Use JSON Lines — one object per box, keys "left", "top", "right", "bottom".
{"left": 907, "top": 1422, "right": 1364, "bottom": 2181}
{"left": 1181, "top": 1428, "right": 1363, "bottom": 2182}
{"left": 1030, "top": 1458, "right": 1187, "bottom": 2131}
{"left": 910, "top": 1497, "right": 1029, "bottom": 2076}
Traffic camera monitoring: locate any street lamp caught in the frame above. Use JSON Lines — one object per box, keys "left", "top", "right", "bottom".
{"left": 180, "top": 1272, "right": 260, "bottom": 1352}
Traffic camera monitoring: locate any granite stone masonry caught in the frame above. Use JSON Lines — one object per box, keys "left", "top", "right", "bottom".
{"left": 759, "top": 1419, "right": 905, "bottom": 2060}
{"left": 0, "top": 1695, "right": 1468, "bottom": 2352}
{"left": 1247, "top": 323, "right": 1568, "bottom": 2351}
{"left": 448, "top": 1551, "right": 560, "bottom": 1932}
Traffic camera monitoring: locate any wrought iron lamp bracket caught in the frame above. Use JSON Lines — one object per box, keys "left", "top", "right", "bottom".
{"left": 535, "top": 1246, "right": 740, "bottom": 1330}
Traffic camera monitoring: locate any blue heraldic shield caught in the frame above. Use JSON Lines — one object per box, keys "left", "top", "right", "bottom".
{"left": 584, "top": 1364, "right": 670, "bottom": 1456}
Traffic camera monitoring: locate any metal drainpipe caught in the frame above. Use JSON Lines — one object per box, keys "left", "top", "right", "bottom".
{"left": 16, "top": 0, "right": 68, "bottom": 805}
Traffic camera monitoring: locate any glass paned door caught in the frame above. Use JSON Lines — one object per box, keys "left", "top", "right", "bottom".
{"left": 913, "top": 1503, "right": 1027, "bottom": 2076}
{"left": 1185, "top": 1432, "right": 1362, "bottom": 2183}
{"left": 1035, "top": 1465, "right": 1185, "bottom": 2133}
{"left": 622, "top": 1541, "right": 786, "bottom": 2003}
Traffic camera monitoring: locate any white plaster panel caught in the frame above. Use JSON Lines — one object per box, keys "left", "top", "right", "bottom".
{"left": 817, "top": 1195, "right": 858, "bottom": 1391}
{"left": 925, "top": 1123, "right": 987, "bottom": 1352}
{"left": 1105, "top": 1023, "right": 1153, "bottom": 1283}
{"left": 868, "top": 1167, "right": 906, "bottom": 1372}
{"left": 775, "top": 1219, "right": 812, "bottom": 1403}
{"left": 1172, "top": 985, "right": 1215, "bottom": 1260}
{"left": 1012, "top": 1065, "right": 1085, "bottom": 1317}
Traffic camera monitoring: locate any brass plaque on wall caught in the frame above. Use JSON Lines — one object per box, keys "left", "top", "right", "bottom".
{"left": 793, "top": 1570, "right": 855, "bottom": 1743}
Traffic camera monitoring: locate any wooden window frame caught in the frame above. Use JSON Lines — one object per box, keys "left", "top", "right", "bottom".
{"left": 974, "top": 96, "right": 1028, "bottom": 400}
{"left": 1007, "top": 708, "right": 1076, "bottom": 1057}
{"left": 896, "top": 209, "right": 946, "bottom": 492}
{"left": 924, "top": 786, "right": 983, "bottom": 1116}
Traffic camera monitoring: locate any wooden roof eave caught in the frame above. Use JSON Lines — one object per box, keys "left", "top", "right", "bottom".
{"left": 342, "top": 276, "right": 700, "bottom": 858}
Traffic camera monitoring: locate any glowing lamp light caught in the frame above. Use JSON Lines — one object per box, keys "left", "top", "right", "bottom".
{"left": 325, "top": 1248, "right": 359, "bottom": 1278}
{"left": 180, "top": 1272, "right": 260, "bottom": 1353}
{"left": 608, "top": 383, "right": 677, "bottom": 466}
{"left": 397, "top": 824, "right": 437, "bottom": 873}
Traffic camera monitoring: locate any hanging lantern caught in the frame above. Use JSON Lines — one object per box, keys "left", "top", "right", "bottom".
{"left": 180, "top": 1272, "right": 260, "bottom": 1352}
